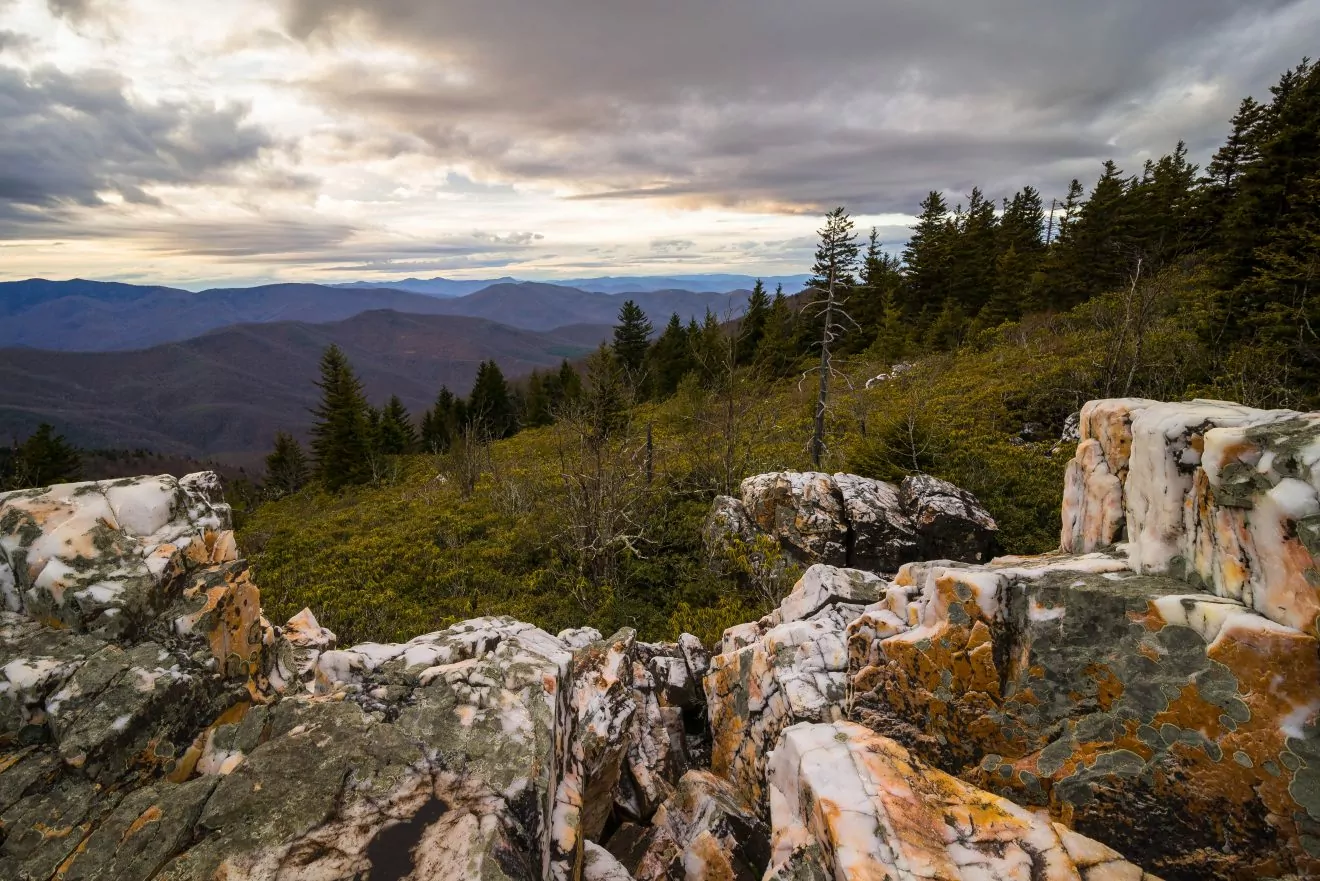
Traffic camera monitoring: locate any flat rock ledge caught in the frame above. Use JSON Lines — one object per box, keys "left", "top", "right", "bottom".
{"left": 2, "top": 395, "right": 1318, "bottom": 880}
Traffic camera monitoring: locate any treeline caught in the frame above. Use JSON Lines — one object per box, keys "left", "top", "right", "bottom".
{"left": 0, "top": 424, "right": 82, "bottom": 491}
{"left": 276, "top": 56, "right": 1319, "bottom": 494}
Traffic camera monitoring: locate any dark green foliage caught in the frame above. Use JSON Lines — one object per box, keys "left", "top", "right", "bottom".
{"left": 264, "top": 431, "right": 309, "bottom": 498}
{"left": 612, "top": 299, "right": 653, "bottom": 379}
{"left": 376, "top": 395, "right": 419, "bottom": 454}
{"left": 3, "top": 423, "right": 82, "bottom": 490}
{"left": 309, "top": 345, "right": 373, "bottom": 491}
{"left": 753, "top": 287, "right": 800, "bottom": 378}
{"left": 738, "top": 280, "right": 771, "bottom": 364}
{"left": 467, "top": 360, "right": 517, "bottom": 439}
{"left": 647, "top": 313, "right": 696, "bottom": 397}
{"left": 421, "top": 387, "right": 459, "bottom": 453}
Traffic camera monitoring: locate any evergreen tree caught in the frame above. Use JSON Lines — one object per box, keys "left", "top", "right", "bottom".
{"left": 376, "top": 395, "right": 419, "bottom": 454}
{"left": 421, "top": 387, "right": 458, "bottom": 453}
{"left": 805, "top": 207, "right": 860, "bottom": 467}
{"left": 265, "top": 431, "right": 309, "bottom": 498}
{"left": 558, "top": 360, "right": 583, "bottom": 402}
{"left": 582, "top": 345, "right": 629, "bottom": 442}
{"left": 612, "top": 300, "right": 653, "bottom": 378}
{"left": 947, "top": 187, "right": 1000, "bottom": 317}
{"left": 9, "top": 424, "right": 81, "bottom": 489}
{"left": 523, "top": 370, "right": 555, "bottom": 428}
{"left": 467, "top": 361, "right": 517, "bottom": 439}
{"left": 754, "top": 286, "right": 799, "bottom": 378}
{"left": 737, "top": 280, "right": 771, "bottom": 364}
{"left": 647, "top": 312, "right": 695, "bottom": 397}
{"left": 901, "top": 191, "right": 954, "bottom": 323}
{"left": 309, "top": 344, "right": 373, "bottom": 490}
{"left": 853, "top": 228, "right": 902, "bottom": 348}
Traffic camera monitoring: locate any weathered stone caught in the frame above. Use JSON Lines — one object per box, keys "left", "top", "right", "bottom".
{"left": 275, "top": 607, "right": 335, "bottom": 692}
{"left": 628, "top": 769, "right": 770, "bottom": 881}
{"left": 706, "top": 471, "right": 998, "bottom": 576}
{"left": 899, "top": 473, "right": 998, "bottom": 563}
{"left": 1060, "top": 399, "right": 1320, "bottom": 638}
{"left": 766, "top": 721, "right": 1161, "bottom": 881}
{"left": 847, "top": 553, "right": 1320, "bottom": 879}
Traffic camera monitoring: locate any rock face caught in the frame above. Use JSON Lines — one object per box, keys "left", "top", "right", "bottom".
{"left": 765, "top": 720, "right": 1161, "bottom": 881}
{"left": 707, "top": 471, "right": 997, "bottom": 574}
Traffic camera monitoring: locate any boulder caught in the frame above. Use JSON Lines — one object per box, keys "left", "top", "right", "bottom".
{"left": 1059, "top": 398, "right": 1320, "bottom": 638}
{"left": 846, "top": 552, "right": 1320, "bottom": 879}
{"left": 765, "top": 721, "right": 1162, "bottom": 881}
{"left": 706, "top": 471, "right": 997, "bottom": 576}
{"left": 705, "top": 565, "right": 868, "bottom": 809}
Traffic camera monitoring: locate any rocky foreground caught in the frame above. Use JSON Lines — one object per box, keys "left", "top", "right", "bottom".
{"left": 1, "top": 397, "right": 1318, "bottom": 880}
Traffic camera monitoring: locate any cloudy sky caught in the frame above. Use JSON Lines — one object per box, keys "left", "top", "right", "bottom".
{"left": 1, "top": 0, "right": 1316, "bottom": 288}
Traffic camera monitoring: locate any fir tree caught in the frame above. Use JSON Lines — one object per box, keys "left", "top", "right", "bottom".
{"left": 646, "top": 312, "right": 695, "bottom": 398}
{"left": 309, "top": 345, "right": 373, "bottom": 490}
{"left": 854, "top": 228, "right": 902, "bottom": 348}
{"left": 558, "top": 360, "right": 583, "bottom": 402}
{"left": 737, "top": 280, "right": 770, "bottom": 364}
{"left": 754, "top": 286, "right": 799, "bottom": 378}
{"left": 376, "top": 395, "right": 418, "bottom": 454}
{"left": 612, "top": 300, "right": 653, "bottom": 378}
{"left": 421, "top": 387, "right": 458, "bottom": 453}
{"left": 805, "top": 207, "right": 860, "bottom": 467}
{"left": 467, "top": 361, "right": 517, "bottom": 439}
{"left": 9, "top": 424, "right": 81, "bottom": 489}
{"left": 901, "top": 191, "right": 954, "bottom": 323}
{"left": 265, "top": 431, "right": 309, "bottom": 498}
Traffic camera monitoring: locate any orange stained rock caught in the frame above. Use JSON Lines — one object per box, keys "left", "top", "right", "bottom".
{"left": 121, "top": 804, "right": 163, "bottom": 842}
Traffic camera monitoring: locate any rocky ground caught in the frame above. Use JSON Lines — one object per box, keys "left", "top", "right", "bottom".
{"left": 1, "top": 397, "right": 1318, "bottom": 880}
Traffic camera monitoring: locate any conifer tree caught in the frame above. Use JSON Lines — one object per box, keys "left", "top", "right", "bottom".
{"left": 737, "top": 280, "right": 770, "bottom": 364}
{"left": 901, "top": 192, "right": 954, "bottom": 323}
{"left": 754, "top": 286, "right": 799, "bottom": 378}
{"left": 558, "top": 360, "right": 583, "bottom": 402}
{"left": 805, "top": 207, "right": 860, "bottom": 467}
{"left": 265, "top": 431, "right": 309, "bottom": 498}
{"left": 854, "top": 229, "right": 902, "bottom": 348}
{"left": 612, "top": 300, "right": 653, "bottom": 378}
{"left": 467, "top": 361, "right": 517, "bottom": 439}
{"left": 310, "top": 344, "right": 373, "bottom": 490}
{"left": 376, "top": 395, "right": 418, "bottom": 454}
{"left": 421, "top": 387, "right": 458, "bottom": 453}
{"left": 646, "top": 312, "right": 695, "bottom": 398}
{"left": 8, "top": 424, "right": 81, "bottom": 489}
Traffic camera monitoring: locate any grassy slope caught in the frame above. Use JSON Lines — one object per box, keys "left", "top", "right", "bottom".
{"left": 237, "top": 308, "right": 1104, "bottom": 648}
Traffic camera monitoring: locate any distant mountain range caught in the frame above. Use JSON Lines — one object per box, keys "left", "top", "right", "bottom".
{"left": 333, "top": 274, "right": 811, "bottom": 297}
{"left": 0, "top": 279, "right": 753, "bottom": 352}
{"left": 0, "top": 310, "right": 607, "bottom": 459}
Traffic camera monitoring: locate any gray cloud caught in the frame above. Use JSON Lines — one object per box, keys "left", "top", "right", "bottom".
{"left": 288, "top": 0, "right": 1319, "bottom": 212}
{"left": 0, "top": 64, "right": 276, "bottom": 231}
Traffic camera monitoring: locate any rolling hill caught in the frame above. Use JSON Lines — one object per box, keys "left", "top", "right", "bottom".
{"left": 0, "top": 310, "right": 599, "bottom": 459}
{"left": 0, "top": 279, "right": 749, "bottom": 352}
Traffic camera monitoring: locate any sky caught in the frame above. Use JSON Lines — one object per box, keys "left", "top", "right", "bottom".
{"left": 0, "top": 0, "right": 1317, "bottom": 289}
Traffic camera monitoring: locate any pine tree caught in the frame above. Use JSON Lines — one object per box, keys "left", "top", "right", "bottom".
{"left": 737, "top": 280, "right": 771, "bottom": 364}
{"left": 647, "top": 312, "right": 695, "bottom": 397}
{"left": 265, "top": 431, "right": 309, "bottom": 498}
{"left": 901, "top": 191, "right": 954, "bottom": 323}
{"left": 9, "top": 424, "right": 81, "bottom": 489}
{"left": 376, "top": 395, "right": 418, "bottom": 454}
{"left": 421, "top": 387, "right": 458, "bottom": 453}
{"left": 309, "top": 344, "right": 373, "bottom": 490}
{"left": 558, "top": 360, "right": 583, "bottom": 402}
{"left": 805, "top": 207, "right": 860, "bottom": 467}
{"left": 754, "top": 286, "right": 799, "bottom": 378}
{"left": 467, "top": 361, "right": 517, "bottom": 439}
{"left": 947, "top": 187, "right": 1000, "bottom": 318}
{"left": 612, "top": 300, "right": 653, "bottom": 379}
{"left": 853, "top": 228, "right": 902, "bottom": 348}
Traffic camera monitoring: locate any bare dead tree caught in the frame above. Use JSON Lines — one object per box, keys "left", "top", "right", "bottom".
{"left": 802, "top": 207, "right": 862, "bottom": 468}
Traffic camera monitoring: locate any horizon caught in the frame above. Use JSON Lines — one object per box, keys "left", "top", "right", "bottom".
{"left": 3, "top": 1, "right": 1316, "bottom": 287}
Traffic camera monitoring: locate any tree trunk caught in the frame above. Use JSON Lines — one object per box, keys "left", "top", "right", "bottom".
{"left": 812, "top": 263, "right": 834, "bottom": 468}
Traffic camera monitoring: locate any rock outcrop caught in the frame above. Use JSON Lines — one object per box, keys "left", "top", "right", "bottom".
{"left": 765, "top": 720, "right": 1160, "bottom": 881}
{"left": 707, "top": 471, "right": 997, "bottom": 575}
{"left": 5, "top": 395, "right": 1316, "bottom": 881}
